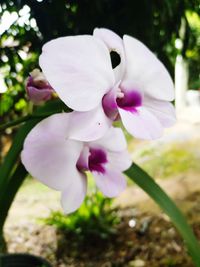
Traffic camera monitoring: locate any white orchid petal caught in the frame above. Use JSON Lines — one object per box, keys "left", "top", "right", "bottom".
{"left": 68, "top": 106, "right": 111, "bottom": 142}
{"left": 39, "top": 35, "right": 115, "bottom": 111}
{"left": 118, "top": 106, "right": 163, "bottom": 140}
{"left": 107, "top": 150, "right": 132, "bottom": 172}
{"left": 91, "top": 126, "right": 127, "bottom": 152}
{"left": 93, "top": 168, "right": 127, "bottom": 197}
{"left": 61, "top": 171, "right": 87, "bottom": 214}
{"left": 123, "top": 35, "right": 174, "bottom": 101}
{"left": 21, "top": 114, "right": 83, "bottom": 190}
{"left": 94, "top": 28, "right": 126, "bottom": 81}
{"left": 143, "top": 96, "right": 176, "bottom": 127}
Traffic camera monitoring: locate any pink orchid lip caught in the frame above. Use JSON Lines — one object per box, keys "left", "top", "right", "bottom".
{"left": 116, "top": 89, "right": 142, "bottom": 112}
{"left": 77, "top": 147, "right": 108, "bottom": 174}
{"left": 88, "top": 148, "right": 107, "bottom": 173}
{"left": 102, "top": 89, "right": 118, "bottom": 120}
{"left": 102, "top": 87, "right": 143, "bottom": 119}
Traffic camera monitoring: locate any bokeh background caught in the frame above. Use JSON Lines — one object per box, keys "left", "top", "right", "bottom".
{"left": 0, "top": 1, "right": 200, "bottom": 266}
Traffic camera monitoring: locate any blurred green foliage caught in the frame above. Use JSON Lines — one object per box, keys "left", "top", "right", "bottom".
{"left": 185, "top": 10, "right": 200, "bottom": 89}
{"left": 0, "top": 0, "right": 200, "bottom": 122}
{"left": 43, "top": 191, "right": 119, "bottom": 242}
{"left": 0, "top": 3, "right": 40, "bottom": 118}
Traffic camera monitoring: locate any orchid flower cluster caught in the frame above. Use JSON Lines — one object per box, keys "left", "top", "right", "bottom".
{"left": 22, "top": 28, "right": 176, "bottom": 213}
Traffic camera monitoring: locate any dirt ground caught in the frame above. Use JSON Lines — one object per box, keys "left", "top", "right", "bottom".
{"left": 5, "top": 190, "right": 200, "bottom": 267}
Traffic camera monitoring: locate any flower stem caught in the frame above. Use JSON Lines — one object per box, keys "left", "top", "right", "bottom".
{"left": 0, "top": 113, "right": 56, "bottom": 132}
{"left": 0, "top": 115, "right": 31, "bottom": 132}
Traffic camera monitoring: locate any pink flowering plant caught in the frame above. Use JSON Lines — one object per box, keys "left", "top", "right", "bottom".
{"left": 0, "top": 28, "right": 200, "bottom": 265}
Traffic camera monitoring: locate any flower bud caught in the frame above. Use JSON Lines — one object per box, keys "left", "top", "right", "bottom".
{"left": 26, "top": 69, "right": 53, "bottom": 105}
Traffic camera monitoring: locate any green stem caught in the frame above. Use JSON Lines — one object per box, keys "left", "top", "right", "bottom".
{"left": 125, "top": 163, "right": 200, "bottom": 266}
{"left": 0, "top": 99, "right": 71, "bottom": 133}
{"left": 0, "top": 163, "right": 27, "bottom": 234}
{"left": 0, "top": 113, "right": 57, "bottom": 132}
{"left": 0, "top": 115, "right": 31, "bottom": 132}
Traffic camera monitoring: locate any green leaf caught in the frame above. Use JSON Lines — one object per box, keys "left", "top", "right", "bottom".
{"left": 0, "top": 163, "right": 27, "bottom": 232}
{"left": 0, "top": 99, "right": 70, "bottom": 132}
{"left": 0, "top": 118, "right": 41, "bottom": 192}
{"left": 125, "top": 163, "right": 200, "bottom": 266}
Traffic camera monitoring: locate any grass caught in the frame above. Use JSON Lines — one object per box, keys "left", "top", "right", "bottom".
{"left": 135, "top": 141, "right": 200, "bottom": 179}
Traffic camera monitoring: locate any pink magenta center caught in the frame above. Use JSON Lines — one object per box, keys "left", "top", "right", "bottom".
{"left": 88, "top": 148, "right": 107, "bottom": 173}
{"left": 102, "top": 88, "right": 142, "bottom": 119}
{"left": 116, "top": 89, "right": 142, "bottom": 112}
{"left": 77, "top": 147, "right": 108, "bottom": 174}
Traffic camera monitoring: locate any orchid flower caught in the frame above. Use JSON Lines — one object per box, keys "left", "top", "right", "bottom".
{"left": 21, "top": 113, "right": 132, "bottom": 213}
{"left": 39, "top": 28, "right": 176, "bottom": 141}
{"left": 26, "top": 69, "right": 53, "bottom": 105}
